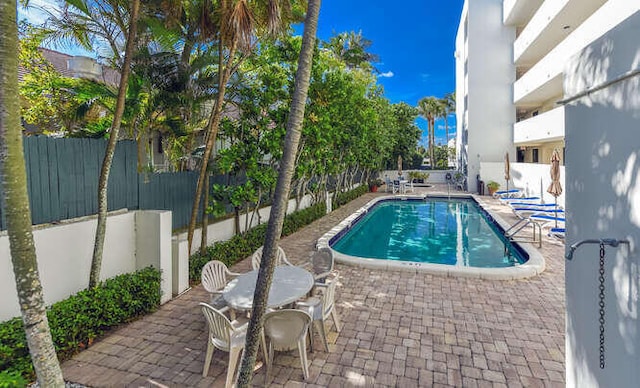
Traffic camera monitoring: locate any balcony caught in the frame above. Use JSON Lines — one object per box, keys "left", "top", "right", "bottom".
{"left": 514, "top": 105, "right": 564, "bottom": 145}
{"left": 514, "top": 0, "right": 607, "bottom": 67}
{"left": 513, "top": 0, "right": 638, "bottom": 105}
{"left": 503, "top": 0, "right": 543, "bottom": 26}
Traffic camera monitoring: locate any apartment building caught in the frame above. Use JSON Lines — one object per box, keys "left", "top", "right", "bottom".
{"left": 457, "top": 2, "right": 640, "bottom": 386}
{"left": 455, "top": 0, "right": 637, "bottom": 203}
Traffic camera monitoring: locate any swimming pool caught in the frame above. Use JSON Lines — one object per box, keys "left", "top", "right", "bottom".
{"left": 318, "top": 195, "right": 545, "bottom": 279}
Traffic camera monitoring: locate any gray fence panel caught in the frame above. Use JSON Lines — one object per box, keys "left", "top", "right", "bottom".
{"left": 2, "top": 136, "right": 252, "bottom": 232}
{"left": 138, "top": 172, "right": 201, "bottom": 231}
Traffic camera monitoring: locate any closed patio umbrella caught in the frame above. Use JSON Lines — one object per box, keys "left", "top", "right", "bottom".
{"left": 547, "top": 149, "right": 563, "bottom": 227}
{"left": 397, "top": 155, "right": 403, "bottom": 177}
{"left": 504, "top": 152, "right": 511, "bottom": 192}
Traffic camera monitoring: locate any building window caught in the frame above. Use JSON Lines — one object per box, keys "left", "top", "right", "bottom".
{"left": 517, "top": 148, "right": 525, "bottom": 163}
{"left": 532, "top": 148, "right": 539, "bottom": 163}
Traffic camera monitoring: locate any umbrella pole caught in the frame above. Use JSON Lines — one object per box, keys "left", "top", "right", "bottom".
{"left": 555, "top": 197, "right": 558, "bottom": 228}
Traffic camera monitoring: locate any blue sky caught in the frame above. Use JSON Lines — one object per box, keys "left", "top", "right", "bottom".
{"left": 312, "top": 0, "right": 464, "bottom": 147}
{"left": 20, "top": 0, "right": 464, "bottom": 146}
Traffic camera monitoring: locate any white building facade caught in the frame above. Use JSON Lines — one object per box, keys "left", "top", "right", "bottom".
{"left": 455, "top": 0, "right": 636, "bottom": 205}
{"left": 457, "top": 1, "right": 640, "bottom": 386}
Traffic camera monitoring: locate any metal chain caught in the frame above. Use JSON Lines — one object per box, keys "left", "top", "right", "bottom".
{"left": 599, "top": 242, "right": 606, "bottom": 369}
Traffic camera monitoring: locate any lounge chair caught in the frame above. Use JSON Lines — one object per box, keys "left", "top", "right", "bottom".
{"left": 529, "top": 212, "right": 566, "bottom": 227}
{"left": 507, "top": 201, "right": 556, "bottom": 208}
{"left": 499, "top": 196, "right": 541, "bottom": 204}
{"left": 493, "top": 188, "right": 523, "bottom": 198}
{"left": 548, "top": 227, "right": 565, "bottom": 240}
{"left": 513, "top": 206, "right": 564, "bottom": 218}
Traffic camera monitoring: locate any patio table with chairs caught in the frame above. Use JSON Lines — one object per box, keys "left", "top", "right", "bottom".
{"left": 199, "top": 246, "right": 341, "bottom": 387}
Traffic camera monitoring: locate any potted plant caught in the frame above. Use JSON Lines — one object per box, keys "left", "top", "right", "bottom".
{"left": 368, "top": 178, "right": 383, "bottom": 192}
{"left": 408, "top": 171, "right": 430, "bottom": 184}
{"left": 486, "top": 181, "right": 500, "bottom": 196}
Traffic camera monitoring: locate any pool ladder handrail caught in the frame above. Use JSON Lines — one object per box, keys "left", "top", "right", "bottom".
{"left": 504, "top": 218, "right": 542, "bottom": 248}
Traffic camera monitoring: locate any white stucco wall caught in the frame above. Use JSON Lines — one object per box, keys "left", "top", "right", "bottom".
{"left": 136, "top": 211, "right": 173, "bottom": 304}
{"left": 0, "top": 210, "right": 175, "bottom": 321}
{"left": 564, "top": 10, "right": 640, "bottom": 387}
{"left": 0, "top": 211, "right": 136, "bottom": 321}
{"left": 480, "top": 162, "right": 566, "bottom": 207}
{"left": 456, "top": 0, "right": 516, "bottom": 192}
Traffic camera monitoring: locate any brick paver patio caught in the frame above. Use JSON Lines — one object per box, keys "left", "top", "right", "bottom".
{"left": 61, "top": 185, "right": 565, "bottom": 387}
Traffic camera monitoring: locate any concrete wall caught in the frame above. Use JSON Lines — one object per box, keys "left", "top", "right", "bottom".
{"left": 0, "top": 190, "right": 322, "bottom": 321}
{"left": 457, "top": 0, "right": 516, "bottom": 193}
{"left": 564, "top": 10, "right": 640, "bottom": 387}
{"left": 480, "top": 162, "right": 565, "bottom": 208}
{"left": 0, "top": 210, "right": 172, "bottom": 321}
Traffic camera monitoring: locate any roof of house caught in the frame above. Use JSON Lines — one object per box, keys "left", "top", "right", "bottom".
{"left": 19, "top": 47, "right": 121, "bottom": 86}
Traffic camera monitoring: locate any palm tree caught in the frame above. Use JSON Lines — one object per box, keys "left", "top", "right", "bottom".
{"left": 90, "top": 0, "right": 141, "bottom": 288}
{"left": 0, "top": 0, "right": 64, "bottom": 384}
{"left": 186, "top": 0, "right": 303, "bottom": 255}
{"left": 325, "top": 30, "right": 379, "bottom": 71}
{"left": 236, "top": 1, "right": 321, "bottom": 386}
{"left": 417, "top": 96, "right": 444, "bottom": 169}
{"left": 442, "top": 91, "right": 455, "bottom": 147}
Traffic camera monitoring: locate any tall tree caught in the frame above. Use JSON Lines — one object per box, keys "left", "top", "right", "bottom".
{"left": 186, "top": 0, "right": 302, "bottom": 255}
{"left": 442, "top": 91, "right": 455, "bottom": 147}
{"left": 0, "top": 0, "right": 65, "bottom": 384}
{"left": 324, "top": 30, "right": 379, "bottom": 71}
{"left": 236, "top": 0, "right": 321, "bottom": 385}
{"left": 418, "top": 96, "right": 443, "bottom": 169}
{"left": 89, "top": 0, "right": 141, "bottom": 288}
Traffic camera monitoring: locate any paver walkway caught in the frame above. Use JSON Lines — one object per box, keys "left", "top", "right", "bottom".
{"left": 61, "top": 185, "right": 565, "bottom": 387}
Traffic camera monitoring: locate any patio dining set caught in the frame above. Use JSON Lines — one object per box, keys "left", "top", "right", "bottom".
{"left": 199, "top": 247, "right": 342, "bottom": 387}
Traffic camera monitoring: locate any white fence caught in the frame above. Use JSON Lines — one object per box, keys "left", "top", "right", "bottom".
{"left": 480, "top": 162, "right": 565, "bottom": 207}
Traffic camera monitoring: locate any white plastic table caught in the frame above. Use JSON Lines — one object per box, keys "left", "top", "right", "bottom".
{"left": 223, "top": 266, "right": 314, "bottom": 311}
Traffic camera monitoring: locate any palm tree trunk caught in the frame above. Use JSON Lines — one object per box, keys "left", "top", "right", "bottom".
{"left": 186, "top": 39, "right": 237, "bottom": 255}
{"left": 444, "top": 115, "right": 449, "bottom": 148}
{"left": 89, "top": 0, "right": 141, "bottom": 288}
{"left": 429, "top": 118, "right": 435, "bottom": 169}
{"left": 236, "top": 1, "right": 321, "bottom": 385}
{"left": 0, "top": 1, "right": 64, "bottom": 384}
{"left": 200, "top": 172, "right": 209, "bottom": 254}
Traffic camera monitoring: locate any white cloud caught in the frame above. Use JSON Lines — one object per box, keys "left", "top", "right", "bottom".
{"left": 379, "top": 71, "right": 394, "bottom": 78}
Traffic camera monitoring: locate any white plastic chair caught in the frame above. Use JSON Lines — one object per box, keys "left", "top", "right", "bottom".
{"left": 200, "top": 303, "right": 248, "bottom": 387}
{"left": 201, "top": 261, "right": 240, "bottom": 302}
{"left": 261, "top": 309, "right": 312, "bottom": 382}
{"left": 310, "top": 247, "right": 335, "bottom": 282}
{"left": 404, "top": 179, "right": 415, "bottom": 193}
{"left": 384, "top": 176, "right": 393, "bottom": 193}
{"left": 392, "top": 180, "right": 401, "bottom": 194}
{"left": 251, "top": 245, "right": 293, "bottom": 270}
{"left": 295, "top": 279, "right": 342, "bottom": 352}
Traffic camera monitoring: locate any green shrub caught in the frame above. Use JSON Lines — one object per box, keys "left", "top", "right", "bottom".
{"left": 190, "top": 202, "right": 327, "bottom": 283}
{"left": 333, "top": 184, "right": 368, "bottom": 209}
{"left": 0, "top": 371, "right": 27, "bottom": 388}
{"left": 0, "top": 267, "right": 161, "bottom": 380}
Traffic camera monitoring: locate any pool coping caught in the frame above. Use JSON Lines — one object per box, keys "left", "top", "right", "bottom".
{"left": 316, "top": 193, "right": 546, "bottom": 280}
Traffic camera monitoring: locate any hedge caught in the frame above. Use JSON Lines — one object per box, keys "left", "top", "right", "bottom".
{"left": 190, "top": 184, "right": 370, "bottom": 283}
{"left": 0, "top": 267, "right": 161, "bottom": 381}
{"left": 190, "top": 201, "right": 327, "bottom": 283}
{"left": 333, "top": 184, "right": 368, "bottom": 209}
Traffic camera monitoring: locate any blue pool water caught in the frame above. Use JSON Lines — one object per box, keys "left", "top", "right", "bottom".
{"left": 331, "top": 198, "right": 526, "bottom": 267}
